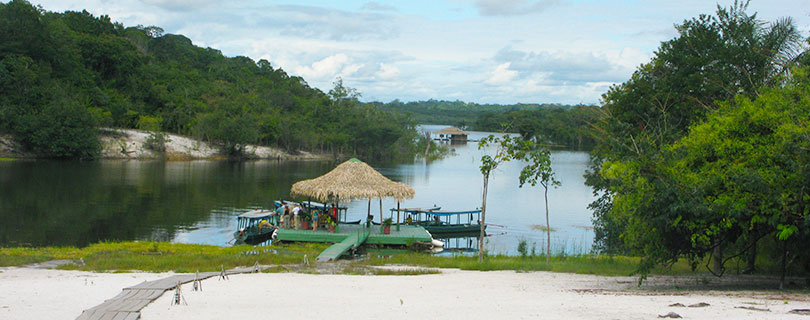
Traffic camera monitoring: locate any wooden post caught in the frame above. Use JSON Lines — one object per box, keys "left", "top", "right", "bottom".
{"left": 396, "top": 201, "right": 401, "bottom": 231}
{"left": 379, "top": 198, "right": 383, "bottom": 233}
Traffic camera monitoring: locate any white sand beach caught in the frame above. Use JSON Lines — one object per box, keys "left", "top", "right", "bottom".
{"left": 2, "top": 266, "right": 809, "bottom": 320}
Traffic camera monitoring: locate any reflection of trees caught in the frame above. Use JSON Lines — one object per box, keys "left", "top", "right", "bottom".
{"left": 0, "top": 160, "right": 332, "bottom": 247}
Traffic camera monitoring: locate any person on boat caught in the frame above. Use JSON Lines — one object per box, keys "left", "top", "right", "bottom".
{"left": 406, "top": 215, "right": 413, "bottom": 225}
{"left": 272, "top": 206, "right": 283, "bottom": 226}
{"left": 292, "top": 205, "right": 302, "bottom": 230}
{"left": 283, "top": 204, "right": 291, "bottom": 228}
{"left": 311, "top": 209, "right": 319, "bottom": 230}
{"left": 258, "top": 219, "right": 274, "bottom": 233}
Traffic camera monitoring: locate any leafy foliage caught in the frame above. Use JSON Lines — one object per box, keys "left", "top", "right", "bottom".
{"left": 586, "top": 1, "right": 809, "bottom": 282}
{"left": 0, "top": 1, "right": 418, "bottom": 160}
{"left": 474, "top": 104, "right": 601, "bottom": 149}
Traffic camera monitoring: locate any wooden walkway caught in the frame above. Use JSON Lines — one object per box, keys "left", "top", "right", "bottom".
{"left": 316, "top": 230, "right": 370, "bottom": 262}
{"left": 76, "top": 266, "right": 260, "bottom": 320}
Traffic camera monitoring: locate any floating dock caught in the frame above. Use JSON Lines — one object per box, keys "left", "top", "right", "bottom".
{"left": 276, "top": 224, "right": 434, "bottom": 261}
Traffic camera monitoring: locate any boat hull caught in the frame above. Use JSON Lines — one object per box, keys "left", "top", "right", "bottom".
{"left": 424, "top": 224, "right": 485, "bottom": 235}
{"left": 234, "top": 229, "right": 276, "bottom": 245}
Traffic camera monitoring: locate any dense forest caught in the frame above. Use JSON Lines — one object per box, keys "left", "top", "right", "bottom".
{"left": 369, "top": 99, "right": 600, "bottom": 149}
{"left": 368, "top": 99, "right": 546, "bottom": 128}
{"left": 586, "top": 2, "right": 810, "bottom": 284}
{"left": 0, "top": 0, "right": 421, "bottom": 160}
{"left": 473, "top": 105, "right": 600, "bottom": 149}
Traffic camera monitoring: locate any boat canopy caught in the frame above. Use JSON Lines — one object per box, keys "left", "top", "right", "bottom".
{"left": 425, "top": 210, "right": 482, "bottom": 216}
{"left": 237, "top": 209, "right": 275, "bottom": 219}
{"left": 390, "top": 207, "right": 441, "bottom": 213}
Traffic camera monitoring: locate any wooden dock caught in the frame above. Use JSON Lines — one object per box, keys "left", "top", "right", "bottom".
{"left": 316, "top": 230, "right": 370, "bottom": 262}
{"left": 277, "top": 224, "right": 434, "bottom": 261}
{"left": 76, "top": 266, "right": 260, "bottom": 320}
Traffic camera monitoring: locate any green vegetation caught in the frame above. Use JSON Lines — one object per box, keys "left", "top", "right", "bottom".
{"left": 364, "top": 252, "right": 697, "bottom": 276}
{"left": 0, "top": 241, "right": 700, "bottom": 277}
{"left": 585, "top": 1, "right": 810, "bottom": 285}
{"left": 3, "top": 240, "right": 802, "bottom": 280}
{"left": 0, "top": 1, "right": 418, "bottom": 161}
{"left": 369, "top": 99, "right": 548, "bottom": 128}
{"left": 474, "top": 105, "right": 601, "bottom": 149}
{"left": 372, "top": 100, "right": 600, "bottom": 149}
{"left": 0, "top": 241, "right": 329, "bottom": 272}
{"left": 478, "top": 135, "right": 558, "bottom": 263}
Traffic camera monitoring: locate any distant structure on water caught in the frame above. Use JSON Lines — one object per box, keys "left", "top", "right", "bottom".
{"left": 433, "top": 127, "right": 469, "bottom": 142}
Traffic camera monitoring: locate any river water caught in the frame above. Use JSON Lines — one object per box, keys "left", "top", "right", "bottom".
{"left": 0, "top": 126, "right": 596, "bottom": 255}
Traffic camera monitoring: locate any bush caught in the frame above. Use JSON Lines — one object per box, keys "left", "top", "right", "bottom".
{"left": 7, "top": 95, "right": 100, "bottom": 159}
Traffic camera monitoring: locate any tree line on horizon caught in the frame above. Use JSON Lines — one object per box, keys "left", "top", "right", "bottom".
{"left": 0, "top": 0, "right": 421, "bottom": 161}
{"left": 369, "top": 99, "right": 600, "bottom": 149}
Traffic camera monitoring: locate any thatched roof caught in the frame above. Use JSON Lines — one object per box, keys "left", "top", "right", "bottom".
{"left": 433, "top": 127, "right": 469, "bottom": 135}
{"left": 290, "top": 158, "right": 415, "bottom": 202}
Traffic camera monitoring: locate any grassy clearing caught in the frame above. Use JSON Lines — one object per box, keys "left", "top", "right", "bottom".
{"left": 0, "top": 241, "right": 721, "bottom": 278}
{"left": 364, "top": 252, "right": 696, "bottom": 277}
{"left": 0, "top": 241, "right": 328, "bottom": 272}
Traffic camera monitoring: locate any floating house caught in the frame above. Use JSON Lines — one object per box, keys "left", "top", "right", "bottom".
{"left": 433, "top": 127, "right": 469, "bottom": 142}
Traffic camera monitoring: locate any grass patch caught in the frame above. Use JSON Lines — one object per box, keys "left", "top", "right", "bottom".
{"left": 0, "top": 241, "right": 768, "bottom": 279}
{"left": 363, "top": 252, "right": 696, "bottom": 277}
{"left": 1, "top": 241, "right": 328, "bottom": 272}
{"left": 530, "top": 225, "right": 555, "bottom": 232}
{"left": 0, "top": 157, "right": 17, "bottom": 161}
{"left": 339, "top": 263, "right": 439, "bottom": 276}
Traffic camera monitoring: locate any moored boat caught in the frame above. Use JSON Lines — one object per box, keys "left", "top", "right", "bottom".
{"left": 233, "top": 209, "right": 278, "bottom": 245}
{"left": 389, "top": 208, "right": 485, "bottom": 235}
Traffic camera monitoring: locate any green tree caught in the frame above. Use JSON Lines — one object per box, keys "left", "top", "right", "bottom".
{"left": 509, "top": 139, "right": 560, "bottom": 263}
{"left": 588, "top": 1, "right": 804, "bottom": 260}
{"left": 666, "top": 67, "right": 810, "bottom": 286}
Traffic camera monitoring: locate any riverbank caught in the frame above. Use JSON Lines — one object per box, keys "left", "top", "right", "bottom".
{"left": 1, "top": 266, "right": 809, "bottom": 320}
{"left": 0, "top": 128, "right": 330, "bottom": 160}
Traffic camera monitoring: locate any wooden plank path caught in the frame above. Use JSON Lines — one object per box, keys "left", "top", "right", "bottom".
{"left": 316, "top": 230, "right": 370, "bottom": 262}
{"left": 76, "top": 266, "right": 261, "bottom": 320}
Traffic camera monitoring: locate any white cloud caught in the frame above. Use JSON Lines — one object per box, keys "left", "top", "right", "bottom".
{"left": 474, "top": 0, "right": 561, "bottom": 16}
{"left": 485, "top": 62, "right": 519, "bottom": 85}
{"left": 361, "top": 2, "right": 397, "bottom": 12}
{"left": 27, "top": 0, "right": 810, "bottom": 105}
{"left": 139, "top": 0, "right": 217, "bottom": 11}
{"left": 376, "top": 63, "right": 400, "bottom": 79}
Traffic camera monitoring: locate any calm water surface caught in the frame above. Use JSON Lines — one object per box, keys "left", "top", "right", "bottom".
{"left": 0, "top": 127, "right": 596, "bottom": 254}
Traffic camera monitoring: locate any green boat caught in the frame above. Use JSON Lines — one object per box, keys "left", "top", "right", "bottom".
{"left": 390, "top": 208, "right": 485, "bottom": 236}
{"left": 233, "top": 209, "right": 278, "bottom": 245}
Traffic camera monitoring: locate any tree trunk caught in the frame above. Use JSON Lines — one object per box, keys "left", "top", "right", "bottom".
{"left": 713, "top": 241, "right": 724, "bottom": 275}
{"left": 544, "top": 184, "right": 550, "bottom": 264}
{"left": 479, "top": 173, "right": 489, "bottom": 263}
{"left": 780, "top": 239, "right": 788, "bottom": 290}
{"left": 744, "top": 236, "right": 757, "bottom": 274}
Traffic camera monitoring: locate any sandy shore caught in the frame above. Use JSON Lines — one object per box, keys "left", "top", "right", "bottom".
{"left": 2, "top": 266, "right": 808, "bottom": 320}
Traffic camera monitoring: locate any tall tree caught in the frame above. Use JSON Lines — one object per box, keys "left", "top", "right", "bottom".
{"left": 477, "top": 135, "right": 520, "bottom": 262}
{"left": 509, "top": 139, "right": 559, "bottom": 263}
{"left": 588, "top": 1, "right": 804, "bottom": 262}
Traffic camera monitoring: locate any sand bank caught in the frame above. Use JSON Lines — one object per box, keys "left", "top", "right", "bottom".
{"left": 2, "top": 267, "right": 808, "bottom": 320}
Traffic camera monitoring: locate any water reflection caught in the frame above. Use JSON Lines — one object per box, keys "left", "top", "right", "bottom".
{"left": 1, "top": 126, "right": 596, "bottom": 254}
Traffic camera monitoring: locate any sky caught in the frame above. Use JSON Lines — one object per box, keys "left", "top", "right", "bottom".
{"left": 29, "top": 0, "right": 810, "bottom": 105}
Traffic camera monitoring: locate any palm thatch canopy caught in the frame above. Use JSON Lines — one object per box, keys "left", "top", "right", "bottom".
{"left": 433, "top": 127, "right": 469, "bottom": 135}
{"left": 290, "top": 158, "right": 415, "bottom": 202}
